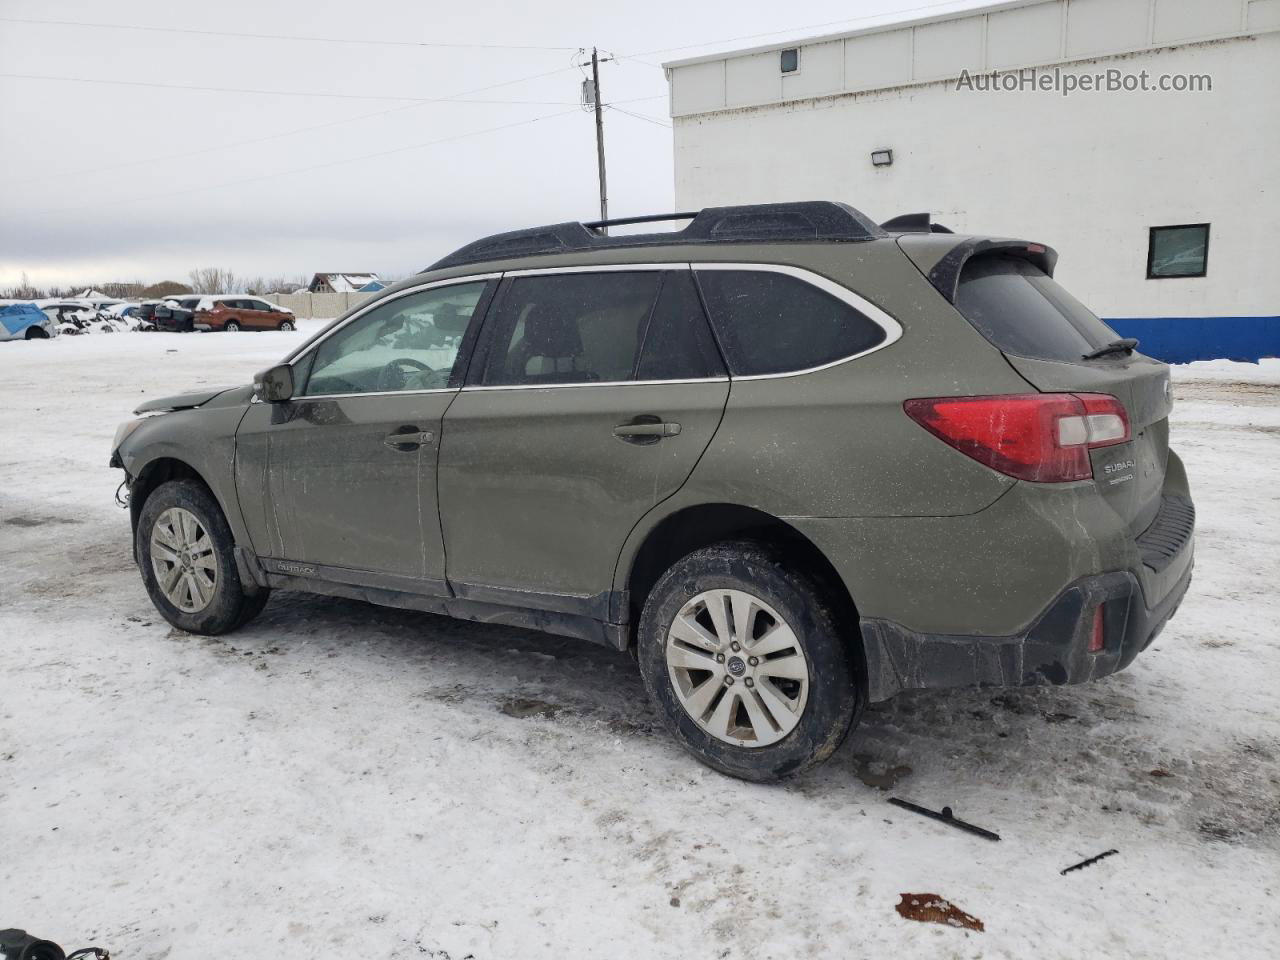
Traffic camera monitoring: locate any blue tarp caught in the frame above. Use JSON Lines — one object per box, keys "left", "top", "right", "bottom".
{"left": 0, "top": 302, "right": 46, "bottom": 336}
{"left": 1107, "top": 316, "right": 1280, "bottom": 364}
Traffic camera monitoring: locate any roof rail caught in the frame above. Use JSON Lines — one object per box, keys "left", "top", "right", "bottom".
{"left": 427, "top": 201, "right": 887, "bottom": 271}
{"left": 880, "top": 212, "right": 955, "bottom": 234}
{"left": 583, "top": 212, "right": 699, "bottom": 230}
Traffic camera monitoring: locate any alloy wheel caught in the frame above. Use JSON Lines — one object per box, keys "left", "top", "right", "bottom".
{"left": 150, "top": 507, "right": 218, "bottom": 613}
{"left": 665, "top": 589, "right": 810, "bottom": 747}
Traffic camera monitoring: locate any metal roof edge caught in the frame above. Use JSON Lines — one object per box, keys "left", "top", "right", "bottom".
{"left": 661, "top": 0, "right": 1042, "bottom": 69}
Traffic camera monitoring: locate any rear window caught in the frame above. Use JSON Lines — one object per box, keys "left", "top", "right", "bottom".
{"left": 695, "top": 269, "right": 887, "bottom": 376}
{"left": 480, "top": 272, "right": 662, "bottom": 386}
{"left": 954, "top": 256, "right": 1119, "bottom": 363}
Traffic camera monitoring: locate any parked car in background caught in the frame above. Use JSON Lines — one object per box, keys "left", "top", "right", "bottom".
{"left": 37, "top": 300, "right": 103, "bottom": 335}
{"left": 104, "top": 302, "right": 141, "bottom": 319}
{"left": 154, "top": 296, "right": 202, "bottom": 333}
{"left": 0, "top": 302, "right": 58, "bottom": 340}
{"left": 110, "top": 201, "right": 1195, "bottom": 782}
{"left": 102, "top": 302, "right": 147, "bottom": 330}
{"left": 40, "top": 300, "right": 96, "bottom": 326}
{"left": 133, "top": 301, "right": 166, "bottom": 330}
{"left": 193, "top": 296, "right": 296, "bottom": 332}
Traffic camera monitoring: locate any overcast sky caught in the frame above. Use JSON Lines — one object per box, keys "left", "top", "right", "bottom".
{"left": 0, "top": 0, "right": 990, "bottom": 288}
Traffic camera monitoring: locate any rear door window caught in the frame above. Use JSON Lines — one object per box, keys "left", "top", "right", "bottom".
{"left": 478, "top": 272, "right": 662, "bottom": 386}
{"left": 954, "top": 256, "right": 1119, "bottom": 363}
{"left": 694, "top": 268, "right": 888, "bottom": 376}
{"left": 636, "top": 271, "right": 726, "bottom": 381}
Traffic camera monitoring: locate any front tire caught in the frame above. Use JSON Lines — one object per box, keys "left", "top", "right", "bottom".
{"left": 279, "top": 319, "right": 295, "bottom": 331}
{"left": 136, "top": 480, "right": 268, "bottom": 634}
{"left": 637, "top": 541, "right": 859, "bottom": 782}
{"left": 224, "top": 320, "right": 241, "bottom": 332}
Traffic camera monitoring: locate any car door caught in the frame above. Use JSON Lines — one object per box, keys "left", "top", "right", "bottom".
{"left": 234, "top": 277, "right": 496, "bottom": 593}
{"left": 243, "top": 298, "right": 275, "bottom": 330}
{"left": 437, "top": 265, "right": 730, "bottom": 618}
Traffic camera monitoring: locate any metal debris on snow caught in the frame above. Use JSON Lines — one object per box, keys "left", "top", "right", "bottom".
{"left": 888, "top": 797, "right": 1001, "bottom": 841}
{"left": 1060, "top": 848, "right": 1119, "bottom": 875}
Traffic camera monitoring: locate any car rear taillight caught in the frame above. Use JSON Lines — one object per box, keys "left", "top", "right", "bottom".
{"left": 1088, "top": 606, "right": 1106, "bottom": 653}
{"left": 903, "top": 393, "right": 1130, "bottom": 483}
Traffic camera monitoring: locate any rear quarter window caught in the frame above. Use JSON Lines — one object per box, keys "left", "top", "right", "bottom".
{"left": 954, "top": 256, "right": 1119, "bottom": 363}
{"left": 694, "top": 268, "right": 888, "bottom": 376}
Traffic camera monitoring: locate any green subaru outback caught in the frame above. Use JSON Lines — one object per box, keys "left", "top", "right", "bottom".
{"left": 110, "top": 202, "right": 1195, "bottom": 781}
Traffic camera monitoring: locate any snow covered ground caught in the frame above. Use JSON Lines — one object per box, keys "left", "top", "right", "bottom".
{"left": 2, "top": 333, "right": 1277, "bottom": 959}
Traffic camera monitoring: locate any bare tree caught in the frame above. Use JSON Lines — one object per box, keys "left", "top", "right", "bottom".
{"left": 100, "top": 280, "right": 147, "bottom": 298}
{"left": 188, "top": 267, "right": 240, "bottom": 294}
{"left": 1, "top": 272, "right": 43, "bottom": 299}
{"left": 142, "top": 281, "right": 194, "bottom": 298}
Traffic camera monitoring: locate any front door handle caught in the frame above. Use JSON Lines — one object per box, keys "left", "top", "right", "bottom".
{"left": 384, "top": 429, "right": 434, "bottom": 449}
{"left": 613, "top": 419, "right": 681, "bottom": 444}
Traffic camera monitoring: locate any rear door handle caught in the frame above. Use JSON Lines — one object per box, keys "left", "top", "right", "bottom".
{"left": 384, "top": 430, "right": 434, "bottom": 449}
{"left": 613, "top": 420, "right": 681, "bottom": 441}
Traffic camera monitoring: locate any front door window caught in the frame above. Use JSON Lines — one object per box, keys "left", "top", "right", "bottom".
{"left": 303, "top": 282, "right": 488, "bottom": 396}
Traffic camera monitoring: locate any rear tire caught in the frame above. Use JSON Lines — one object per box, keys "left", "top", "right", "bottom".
{"left": 636, "top": 541, "right": 859, "bottom": 782}
{"left": 136, "top": 480, "right": 269, "bottom": 634}
{"left": 24, "top": 326, "right": 49, "bottom": 339}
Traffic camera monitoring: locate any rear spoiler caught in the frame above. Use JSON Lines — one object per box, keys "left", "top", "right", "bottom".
{"left": 922, "top": 238, "right": 1059, "bottom": 304}
{"left": 880, "top": 212, "right": 954, "bottom": 234}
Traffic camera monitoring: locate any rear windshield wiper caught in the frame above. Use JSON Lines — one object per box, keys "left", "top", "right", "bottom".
{"left": 1082, "top": 338, "right": 1139, "bottom": 360}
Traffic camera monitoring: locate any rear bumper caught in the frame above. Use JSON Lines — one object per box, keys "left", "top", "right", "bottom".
{"left": 860, "top": 552, "right": 1193, "bottom": 702}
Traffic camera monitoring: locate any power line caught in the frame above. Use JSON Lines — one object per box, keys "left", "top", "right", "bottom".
{"left": 0, "top": 71, "right": 580, "bottom": 105}
{"left": 18, "top": 109, "right": 583, "bottom": 216}
{"left": 0, "top": 15, "right": 580, "bottom": 52}
{"left": 6, "top": 64, "right": 580, "bottom": 188}
{"left": 607, "top": 105, "right": 671, "bottom": 129}
{"left": 608, "top": 94, "right": 668, "bottom": 105}
{"left": 625, "top": 0, "right": 985, "bottom": 60}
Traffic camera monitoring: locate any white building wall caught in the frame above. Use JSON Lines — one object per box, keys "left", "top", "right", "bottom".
{"left": 668, "top": 0, "right": 1280, "bottom": 321}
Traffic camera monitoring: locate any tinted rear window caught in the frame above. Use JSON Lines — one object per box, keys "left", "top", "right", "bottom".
{"left": 695, "top": 269, "right": 887, "bottom": 376}
{"left": 480, "top": 272, "right": 662, "bottom": 386}
{"left": 636, "top": 271, "right": 726, "bottom": 381}
{"left": 954, "top": 256, "right": 1119, "bottom": 363}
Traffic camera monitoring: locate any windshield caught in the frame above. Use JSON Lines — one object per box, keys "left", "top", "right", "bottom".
{"left": 954, "top": 255, "right": 1120, "bottom": 363}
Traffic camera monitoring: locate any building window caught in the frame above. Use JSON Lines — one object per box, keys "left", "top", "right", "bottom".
{"left": 780, "top": 48, "right": 799, "bottom": 74}
{"left": 1147, "top": 224, "right": 1209, "bottom": 279}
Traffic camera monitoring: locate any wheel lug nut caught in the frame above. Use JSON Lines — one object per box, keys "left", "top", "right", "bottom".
{"left": 724, "top": 676, "right": 734, "bottom": 686}
{"left": 748, "top": 656, "right": 758, "bottom": 667}
{"left": 745, "top": 678, "right": 754, "bottom": 688}
{"left": 731, "top": 642, "right": 741, "bottom": 652}
{"left": 716, "top": 653, "right": 725, "bottom": 663}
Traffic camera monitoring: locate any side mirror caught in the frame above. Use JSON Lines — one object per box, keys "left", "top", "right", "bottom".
{"left": 253, "top": 363, "right": 295, "bottom": 402}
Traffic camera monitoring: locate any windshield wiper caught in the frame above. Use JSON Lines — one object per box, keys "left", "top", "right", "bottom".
{"left": 1082, "top": 338, "right": 1139, "bottom": 360}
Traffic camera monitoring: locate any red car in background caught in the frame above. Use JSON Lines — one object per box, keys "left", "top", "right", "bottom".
{"left": 194, "top": 296, "right": 296, "bottom": 332}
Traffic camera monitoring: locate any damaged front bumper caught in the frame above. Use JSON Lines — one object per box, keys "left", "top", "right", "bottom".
{"left": 860, "top": 555, "right": 1194, "bottom": 702}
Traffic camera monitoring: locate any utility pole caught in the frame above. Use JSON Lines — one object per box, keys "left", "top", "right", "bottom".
{"left": 590, "top": 47, "right": 609, "bottom": 232}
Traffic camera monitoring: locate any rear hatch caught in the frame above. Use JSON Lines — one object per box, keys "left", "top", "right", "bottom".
{"left": 899, "top": 235, "right": 1173, "bottom": 538}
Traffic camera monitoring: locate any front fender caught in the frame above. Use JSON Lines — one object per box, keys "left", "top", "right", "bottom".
{"left": 116, "top": 401, "right": 254, "bottom": 549}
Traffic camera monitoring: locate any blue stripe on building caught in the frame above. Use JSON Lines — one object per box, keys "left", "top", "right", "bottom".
{"left": 1106, "top": 316, "right": 1280, "bottom": 365}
